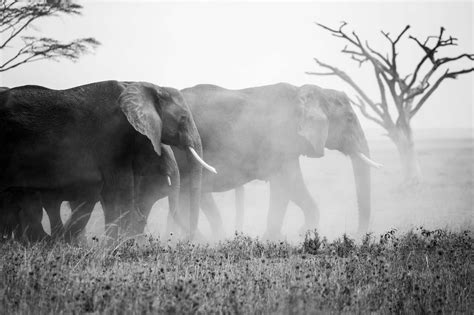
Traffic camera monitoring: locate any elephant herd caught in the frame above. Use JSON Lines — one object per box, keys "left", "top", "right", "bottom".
{"left": 0, "top": 81, "right": 381, "bottom": 242}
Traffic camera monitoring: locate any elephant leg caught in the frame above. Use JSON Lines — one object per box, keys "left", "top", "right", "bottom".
{"left": 165, "top": 186, "right": 185, "bottom": 236}
{"left": 42, "top": 197, "right": 64, "bottom": 239}
{"left": 165, "top": 202, "right": 176, "bottom": 238}
{"left": 264, "top": 171, "right": 291, "bottom": 240}
{"left": 101, "top": 167, "right": 135, "bottom": 240}
{"left": 0, "top": 193, "right": 19, "bottom": 239}
{"left": 168, "top": 189, "right": 206, "bottom": 240}
{"left": 235, "top": 186, "right": 245, "bottom": 233}
{"left": 134, "top": 197, "right": 154, "bottom": 236}
{"left": 168, "top": 190, "right": 190, "bottom": 238}
{"left": 0, "top": 199, "right": 21, "bottom": 240}
{"left": 200, "top": 193, "right": 225, "bottom": 239}
{"left": 265, "top": 159, "right": 319, "bottom": 238}
{"left": 132, "top": 176, "right": 159, "bottom": 235}
{"left": 17, "top": 193, "right": 49, "bottom": 242}
{"left": 165, "top": 195, "right": 189, "bottom": 238}
{"left": 288, "top": 159, "right": 319, "bottom": 233}
{"left": 63, "top": 200, "right": 96, "bottom": 242}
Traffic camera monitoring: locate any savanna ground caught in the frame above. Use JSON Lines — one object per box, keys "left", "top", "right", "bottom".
{"left": 1, "top": 129, "right": 473, "bottom": 313}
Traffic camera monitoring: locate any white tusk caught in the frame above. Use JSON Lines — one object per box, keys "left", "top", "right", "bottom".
{"left": 188, "top": 147, "right": 218, "bottom": 174}
{"left": 357, "top": 152, "right": 383, "bottom": 169}
{"left": 167, "top": 176, "right": 172, "bottom": 186}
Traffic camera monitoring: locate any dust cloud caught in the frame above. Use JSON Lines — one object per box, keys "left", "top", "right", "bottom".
{"left": 41, "top": 129, "right": 472, "bottom": 243}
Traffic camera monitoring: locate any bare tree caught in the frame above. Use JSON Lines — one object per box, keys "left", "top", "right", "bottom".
{"left": 307, "top": 23, "right": 473, "bottom": 183}
{"left": 0, "top": 0, "right": 100, "bottom": 72}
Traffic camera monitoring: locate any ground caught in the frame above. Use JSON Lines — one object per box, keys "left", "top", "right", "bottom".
{"left": 1, "top": 129, "right": 472, "bottom": 313}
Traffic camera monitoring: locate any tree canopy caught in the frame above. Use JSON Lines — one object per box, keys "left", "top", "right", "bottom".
{"left": 0, "top": 0, "right": 100, "bottom": 72}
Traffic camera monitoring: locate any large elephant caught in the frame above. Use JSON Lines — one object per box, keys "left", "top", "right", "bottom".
{"left": 0, "top": 81, "right": 212, "bottom": 240}
{"left": 169, "top": 83, "right": 380, "bottom": 238}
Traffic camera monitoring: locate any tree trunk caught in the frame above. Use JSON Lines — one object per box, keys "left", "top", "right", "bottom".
{"left": 390, "top": 126, "right": 422, "bottom": 184}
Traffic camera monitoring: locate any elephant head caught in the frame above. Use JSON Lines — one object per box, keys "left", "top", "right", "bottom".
{"left": 256, "top": 83, "right": 329, "bottom": 170}
{"left": 118, "top": 82, "right": 216, "bottom": 237}
{"left": 296, "top": 87, "right": 329, "bottom": 158}
{"left": 298, "top": 84, "right": 382, "bottom": 234}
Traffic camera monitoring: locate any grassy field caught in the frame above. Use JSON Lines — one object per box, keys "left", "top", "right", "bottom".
{"left": 0, "top": 229, "right": 472, "bottom": 313}
{"left": 1, "top": 130, "right": 472, "bottom": 313}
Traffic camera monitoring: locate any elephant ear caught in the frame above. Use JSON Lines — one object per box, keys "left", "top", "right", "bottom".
{"left": 118, "top": 83, "right": 163, "bottom": 156}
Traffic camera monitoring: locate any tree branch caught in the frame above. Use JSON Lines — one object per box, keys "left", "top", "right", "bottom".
{"left": 316, "top": 22, "right": 392, "bottom": 75}
{"left": 409, "top": 70, "right": 449, "bottom": 118}
{"left": 409, "top": 66, "right": 474, "bottom": 118}
{"left": 307, "top": 57, "right": 385, "bottom": 119}
{"left": 311, "top": 22, "right": 473, "bottom": 139}
{"left": 350, "top": 95, "right": 386, "bottom": 128}
{"left": 0, "top": 1, "right": 99, "bottom": 72}
{"left": 406, "top": 27, "right": 464, "bottom": 90}
{"left": 0, "top": 36, "right": 100, "bottom": 72}
{"left": 381, "top": 25, "right": 410, "bottom": 72}
{"left": 373, "top": 67, "right": 388, "bottom": 113}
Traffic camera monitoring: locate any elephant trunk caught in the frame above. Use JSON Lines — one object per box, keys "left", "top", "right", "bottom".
{"left": 185, "top": 139, "right": 203, "bottom": 238}
{"left": 166, "top": 160, "right": 182, "bottom": 229}
{"left": 349, "top": 134, "right": 371, "bottom": 235}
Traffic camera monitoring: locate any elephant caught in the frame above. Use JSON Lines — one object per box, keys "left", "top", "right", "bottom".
{"left": 167, "top": 83, "right": 380, "bottom": 238}
{"left": 0, "top": 81, "right": 214, "bottom": 240}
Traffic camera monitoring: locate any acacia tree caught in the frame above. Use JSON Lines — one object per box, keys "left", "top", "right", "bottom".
{"left": 0, "top": 0, "right": 99, "bottom": 72}
{"left": 307, "top": 23, "right": 473, "bottom": 183}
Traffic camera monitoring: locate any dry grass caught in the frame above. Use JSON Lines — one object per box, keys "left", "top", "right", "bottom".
{"left": 0, "top": 228, "right": 472, "bottom": 313}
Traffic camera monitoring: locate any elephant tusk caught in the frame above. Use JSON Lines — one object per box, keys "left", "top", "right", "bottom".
{"left": 357, "top": 152, "right": 383, "bottom": 169}
{"left": 188, "top": 147, "right": 218, "bottom": 174}
{"left": 167, "top": 176, "right": 172, "bottom": 186}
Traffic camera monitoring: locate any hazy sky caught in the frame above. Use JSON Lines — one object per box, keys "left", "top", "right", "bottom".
{"left": 1, "top": 0, "right": 472, "bottom": 129}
